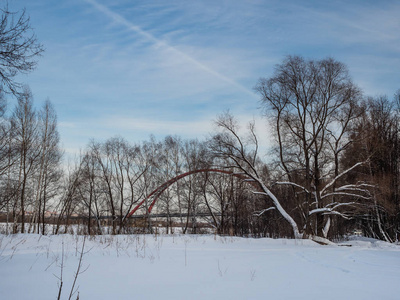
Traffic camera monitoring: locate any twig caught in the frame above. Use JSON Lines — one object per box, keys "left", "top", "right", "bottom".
{"left": 68, "top": 236, "right": 88, "bottom": 300}
{"left": 55, "top": 241, "right": 64, "bottom": 300}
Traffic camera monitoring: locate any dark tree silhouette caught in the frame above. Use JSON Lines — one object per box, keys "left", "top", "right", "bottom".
{"left": 0, "top": 4, "right": 44, "bottom": 95}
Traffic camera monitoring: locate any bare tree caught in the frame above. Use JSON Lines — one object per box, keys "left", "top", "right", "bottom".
{"left": 0, "top": 3, "right": 44, "bottom": 95}
{"left": 156, "top": 136, "right": 182, "bottom": 234}
{"left": 77, "top": 150, "right": 104, "bottom": 234}
{"left": 0, "top": 91, "right": 17, "bottom": 213}
{"left": 55, "top": 157, "right": 84, "bottom": 235}
{"left": 0, "top": 92, "right": 15, "bottom": 176}
{"left": 74, "top": 137, "right": 150, "bottom": 234}
{"left": 342, "top": 95, "right": 400, "bottom": 241}
{"left": 210, "top": 112, "right": 303, "bottom": 238}
{"left": 31, "top": 100, "right": 62, "bottom": 234}
{"left": 11, "top": 86, "right": 40, "bottom": 233}
{"left": 252, "top": 56, "right": 369, "bottom": 239}
{"left": 138, "top": 137, "right": 161, "bottom": 233}
{"left": 102, "top": 137, "right": 146, "bottom": 233}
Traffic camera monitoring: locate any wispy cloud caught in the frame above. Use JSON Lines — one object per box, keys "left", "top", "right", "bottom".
{"left": 17, "top": 0, "right": 400, "bottom": 155}
{"left": 83, "top": 0, "right": 257, "bottom": 99}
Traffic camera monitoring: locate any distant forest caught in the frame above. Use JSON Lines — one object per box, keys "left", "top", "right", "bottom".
{"left": 0, "top": 5, "right": 399, "bottom": 243}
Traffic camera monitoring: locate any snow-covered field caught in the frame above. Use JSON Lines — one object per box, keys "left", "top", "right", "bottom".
{"left": 1, "top": 233, "right": 399, "bottom": 300}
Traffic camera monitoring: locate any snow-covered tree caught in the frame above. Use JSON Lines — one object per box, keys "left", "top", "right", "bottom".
{"left": 212, "top": 56, "right": 371, "bottom": 241}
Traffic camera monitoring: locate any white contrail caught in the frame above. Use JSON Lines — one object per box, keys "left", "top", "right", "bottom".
{"left": 83, "top": 0, "right": 257, "bottom": 98}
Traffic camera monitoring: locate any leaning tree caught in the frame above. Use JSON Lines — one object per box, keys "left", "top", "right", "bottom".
{"left": 212, "top": 56, "right": 372, "bottom": 242}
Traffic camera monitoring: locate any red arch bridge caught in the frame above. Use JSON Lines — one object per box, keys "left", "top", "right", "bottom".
{"left": 126, "top": 168, "right": 261, "bottom": 218}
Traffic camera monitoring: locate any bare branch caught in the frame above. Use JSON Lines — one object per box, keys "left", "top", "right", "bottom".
{"left": 274, "top": 181, "right": 310, "bottom": 194}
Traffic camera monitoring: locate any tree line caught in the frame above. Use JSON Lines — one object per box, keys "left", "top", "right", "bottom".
{"left": 0, "top": 58, "right": 399, "bottom": 242}
{"left": 0, "top": 5, "right": 399, "bottom": 242}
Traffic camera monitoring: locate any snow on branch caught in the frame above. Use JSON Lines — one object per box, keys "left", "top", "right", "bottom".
{"left": 335, "top": 184, "right": 374, "bottom": 195}
{"left": 321, "top": 210, "right": 352, "bottom": 219}
{"left": 252, "top": 191, "right": 268, "bottom": 196}
{"left": 321, "top": 161, "right": 366, "bottom": 195}
{"left": 321, "top": 192, "right": 371, "bottom": 200}
{"left": 250, "top": 178, "right": 302, "bottom": 238}
{"left": 253, "top": 207, "right": 276, "bottom": 217}
{"left": 334, "top": 187, "right": 371, "bottom": 196}
{"left": 309, "top": 202, "right": 357, "bottom": 216}
{"left": 336, "top": 183, "right": 376, "bottom": 190}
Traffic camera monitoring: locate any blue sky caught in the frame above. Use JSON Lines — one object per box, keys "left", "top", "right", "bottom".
{"left": 9, "top": 0, "right": 400, "bottom": 156}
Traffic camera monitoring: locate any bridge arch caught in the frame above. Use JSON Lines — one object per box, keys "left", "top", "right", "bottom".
{"left": 127, "top": 169, "right": 260, "bottom": 218}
